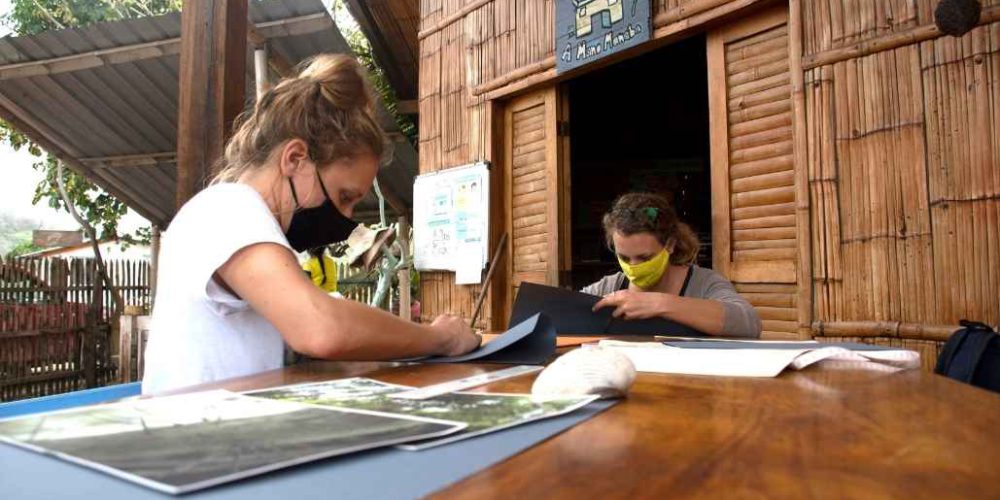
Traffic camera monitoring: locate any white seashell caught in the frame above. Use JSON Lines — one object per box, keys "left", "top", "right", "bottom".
{"left": 531, "top": 345, "right": 637, "bottom": 399}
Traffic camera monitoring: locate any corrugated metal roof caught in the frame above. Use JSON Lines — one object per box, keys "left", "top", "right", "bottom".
{"left": 0, "top": 0, "right": 417, "bottom": 227}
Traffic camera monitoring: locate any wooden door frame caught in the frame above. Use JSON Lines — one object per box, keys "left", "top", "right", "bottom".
{"left": 495, "top": 87, "right": 562, "bottom": 325}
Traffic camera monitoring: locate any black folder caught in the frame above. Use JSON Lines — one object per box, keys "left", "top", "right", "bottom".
{"left": 509, "top": 282, "right": 705, "bottom": 337}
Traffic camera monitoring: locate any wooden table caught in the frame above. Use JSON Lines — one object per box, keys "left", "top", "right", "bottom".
{"left": 178, "top": 345, "right": 1000, "bottom": 499}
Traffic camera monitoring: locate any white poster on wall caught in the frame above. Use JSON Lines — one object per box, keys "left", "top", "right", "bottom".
{"left": 413, "top": 162, "right": 490, "bottom": 272}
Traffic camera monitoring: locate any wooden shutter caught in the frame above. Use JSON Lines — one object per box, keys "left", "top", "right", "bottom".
{"left": 708, "top": 7, "right": 800, "bottom": 338}
{"left": 503, "top": 87, "right": 565, "bottom": 321}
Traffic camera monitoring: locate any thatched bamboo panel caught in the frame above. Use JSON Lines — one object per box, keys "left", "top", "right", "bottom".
{"left": 921, "top": 22, "right": 1000, "bottom": 326}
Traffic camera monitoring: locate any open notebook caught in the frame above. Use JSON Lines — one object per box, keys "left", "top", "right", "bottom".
{"left": 599, "top": 339, "right": 920, "bottom": 377}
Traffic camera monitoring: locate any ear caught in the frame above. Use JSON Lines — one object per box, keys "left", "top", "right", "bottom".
{"left": 665, "top": 237, "right": 677, "bottom": 253}
{"left": 277, "top": 139, "right": 312, "bottom": 177}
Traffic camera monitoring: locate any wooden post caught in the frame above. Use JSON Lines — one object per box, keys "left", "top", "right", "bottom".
{"left": 176, "top": 0, "right": 248, "bottom": 209}
{"left": 472, "top": 232, "right": 508, "bottom": 329}
{"left": 789, "top": 0, "right": 812, "bottom": 339}
{"left": 119, "top": 314, "right": 135, "bottom": 383}
{"left": 149, "top": 225, "right": 160, "bottom": 312}
{"left": 397, "top": 216, "right": 411, "bottom": 321}
{"left": 84, "top": 259, "right": 100, "bottom": 389}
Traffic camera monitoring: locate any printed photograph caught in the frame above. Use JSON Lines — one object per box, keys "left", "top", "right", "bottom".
{"left": 0, "top": 390, "right": 464, "bottom": 494}
{"left": 247, "top": 378, "right": 597, "bottom": 450}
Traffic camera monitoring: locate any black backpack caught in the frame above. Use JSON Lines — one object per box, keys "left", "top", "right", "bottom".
{"left": 935, "top": 320, "right": 1000, "bottom": 393}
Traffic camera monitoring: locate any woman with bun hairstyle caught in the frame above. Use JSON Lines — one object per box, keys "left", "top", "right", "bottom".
{"left": 142, "top": 55, "right": 480, "bottom": 394}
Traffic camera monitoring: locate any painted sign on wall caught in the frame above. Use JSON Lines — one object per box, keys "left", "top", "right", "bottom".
{"left": 556, "top": 0, "right": 651, "bottom": 73}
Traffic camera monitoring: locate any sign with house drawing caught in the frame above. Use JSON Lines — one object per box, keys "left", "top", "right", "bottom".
{"left": 556, "top": 0, "right": 650, "bottom": 73}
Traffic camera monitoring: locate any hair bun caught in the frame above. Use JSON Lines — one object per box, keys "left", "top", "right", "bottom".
{"left": 298, "top": 54, "right": 373, "bottom": 111}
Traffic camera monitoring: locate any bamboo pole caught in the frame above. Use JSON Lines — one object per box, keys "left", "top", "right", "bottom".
{"left": 472, "top": 56, "right": 555, "bottom": 96}
{"left": 418, "top": 0, "right": 493, "bottom": 40}
{"left": 803, "top": 7, "right": 1000, "bottom": 69}
{"left": 471, "top": 232, "right": 508, "bottom": 329}
{"left": 812, "top": 320, "right": 959, "bottom": 342}
{"left": 788, "top": 0, "right": 812, "bottom": 338}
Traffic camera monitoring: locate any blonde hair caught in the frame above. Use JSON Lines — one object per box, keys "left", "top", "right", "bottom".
{"left": 213, "top": 54, "right": 389, "bottom": 183}
{"left": 602, "top": 192, "right": 701, "bottom": 265}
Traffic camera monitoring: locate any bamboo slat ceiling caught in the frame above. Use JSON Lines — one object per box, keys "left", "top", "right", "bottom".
{"left": 0, "top": 0, "right": 418, "bottom": 228}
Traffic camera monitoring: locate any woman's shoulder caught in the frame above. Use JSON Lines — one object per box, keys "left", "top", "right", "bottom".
{"left": 169, "top": 184, "right": 271, "bottom": 229}
{"left": 690, "top": 265, "right": 728, "bottom": 282}
{"left": 687, "top": 265, "right": 739, "bottom": 296}
{"left": 182, "top": 183, "right": 264, "bottom": 212}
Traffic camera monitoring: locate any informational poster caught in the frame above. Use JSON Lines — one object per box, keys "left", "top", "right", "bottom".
{"left": 413, "top": 162, "right": 490, "bottom": 272}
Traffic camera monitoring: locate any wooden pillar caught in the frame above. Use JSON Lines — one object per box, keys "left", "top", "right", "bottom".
{"left": 176, "top": 0, "right": 248, "bottom": 209}
{"left": 149, "top": 225, "right": 160, "bottom": 312}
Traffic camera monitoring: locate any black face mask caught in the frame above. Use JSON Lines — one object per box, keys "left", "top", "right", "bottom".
{"left": 284, "top": 173, "right": 359, "bottom": 253}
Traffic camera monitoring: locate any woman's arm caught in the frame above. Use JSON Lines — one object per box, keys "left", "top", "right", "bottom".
{"left": 216, "top": 242, "right": 480, "bottom": 359}
{"left": 593, "top": 291, "right": 726, "bottom": 335}
{"left": 593, "top": 284, "right": 761, "bottom": 337}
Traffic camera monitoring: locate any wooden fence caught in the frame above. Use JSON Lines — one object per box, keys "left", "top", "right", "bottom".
{"left": 0, "top": 255, "right": 150, "bottom": 401}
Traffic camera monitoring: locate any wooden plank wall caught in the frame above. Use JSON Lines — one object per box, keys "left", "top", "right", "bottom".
{"left": 804, "top": 0, "right": 1000, "bottom": 335}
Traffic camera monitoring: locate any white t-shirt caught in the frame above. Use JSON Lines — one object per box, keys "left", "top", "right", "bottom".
{"left": 142, "top": 183, "right": 292, "bottom": 395}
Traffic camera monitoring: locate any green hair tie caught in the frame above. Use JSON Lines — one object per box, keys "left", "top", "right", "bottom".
{"left": 643, "top": 207, "right": 659, "bottom": 222}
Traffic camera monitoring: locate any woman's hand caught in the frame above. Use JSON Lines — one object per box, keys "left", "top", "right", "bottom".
{"left": 429, "top": 314, "right": 482, "bottom": 356}
{"left": 593, "top": 290, "right": 672, "bottom": 320}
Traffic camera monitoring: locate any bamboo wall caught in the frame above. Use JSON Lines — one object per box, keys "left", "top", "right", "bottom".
{"left": 418, "top": 0, "right": 1000, "bottom": 350}
{"left": 804, "top": 0, "right": 1000, "bottom": 336}
{"left": 418, "top": 0, "right": 758, "bottom": 328}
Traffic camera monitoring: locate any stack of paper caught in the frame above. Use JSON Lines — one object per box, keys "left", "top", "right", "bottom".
{"left": 598, "top": 339, "right": 920, "bottom": 377}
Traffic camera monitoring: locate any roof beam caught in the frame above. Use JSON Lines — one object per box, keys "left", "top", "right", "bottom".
{"left": 0, "top": 12, "right": 332, "bottom": 81}
{"left": 80, "top": 152, "right": 177, "bottom": 168}
{"left": 0, "top": 38, "right": 180, "bottom": 80}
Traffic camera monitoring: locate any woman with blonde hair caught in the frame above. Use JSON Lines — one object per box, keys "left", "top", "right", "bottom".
{"left": 142, "top": 55, "right": 479, "bottom": 394}
{"left": 587, "top": 193, "right": 761, "bottom": 337}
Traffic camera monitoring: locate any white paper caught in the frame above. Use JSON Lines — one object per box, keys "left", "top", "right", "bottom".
{"left": 598, "top": 341, "right": 805, "bottom": 377}
{"left": 598, "top": 340, "right": 920, "bottom": 378}
{"left": 788, "top": 346, "right": 920, "bottom": 371}
{"left": 455, "top": 243, "right": 483, "bottom": 285}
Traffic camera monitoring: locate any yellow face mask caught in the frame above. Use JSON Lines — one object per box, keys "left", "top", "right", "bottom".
{"left": 617, "top": 248, "right": 671, "bottom": 290}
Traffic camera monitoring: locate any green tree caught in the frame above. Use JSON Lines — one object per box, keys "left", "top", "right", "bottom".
{"left": 7, "top": 240, "right": 43, "bottom": 257}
